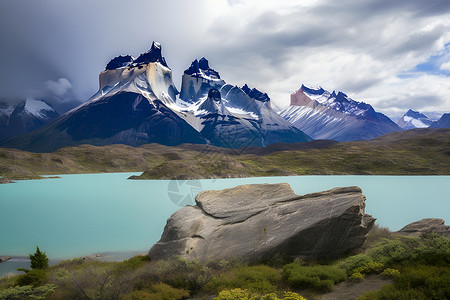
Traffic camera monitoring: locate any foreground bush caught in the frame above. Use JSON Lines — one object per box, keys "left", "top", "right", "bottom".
{"left": 122, "top": 283, "right": 189, "bottom": 300}
{"left": 0, "top": 284, "right": 56, "bottom": 300}
{"left": 207, "top": 265, "right": 281, "bottom": 294}
{"left": 358, "top": 265, "right": 450, "bottom": 299}
{"left": 214, "top": 288, "right": 307, "bottom": 300}
{"left": 15, "top": 269, "right": 49, "bottom": 287}
{"left": 283, "top": 263, "right": 346, "bottom": 292}
{"left": 155, "top": 256, "right": 213, "bottom": 291}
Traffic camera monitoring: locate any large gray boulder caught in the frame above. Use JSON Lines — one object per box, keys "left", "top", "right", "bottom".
{"left": 396, "top": 218, "right": 450, "bottom": 238}
{"left": 149, "top": 183, "right": 375, "bottom": 263}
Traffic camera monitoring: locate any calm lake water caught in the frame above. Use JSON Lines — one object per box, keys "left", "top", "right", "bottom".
{"left": 1, "top": 173, "right": 449, "bottom": 277}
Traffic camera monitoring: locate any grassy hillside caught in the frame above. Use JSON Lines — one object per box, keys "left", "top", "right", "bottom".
{"left": 0, "top": 128, "right": 449, "bottom": 180}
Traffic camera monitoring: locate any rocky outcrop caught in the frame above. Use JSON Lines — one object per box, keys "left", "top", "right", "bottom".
{"left": 396, "top": 218, "right": 450, "bottom": 238}
{"left": 0, "top": 256, "right": 11, "bottom": 263}
{"left": 148, "top": 183, "right": 375, "bottom": 263}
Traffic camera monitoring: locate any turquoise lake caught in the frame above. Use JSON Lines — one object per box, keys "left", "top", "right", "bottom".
{"left": 1, "top": 173, "right": 449, "bottom": 277}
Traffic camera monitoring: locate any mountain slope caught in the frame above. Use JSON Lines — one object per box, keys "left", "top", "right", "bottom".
{"left": 397, "top": 109, "right": 433, "bottom": 129}
{"left": 0, "top": 99, "right": 59, "bottom": 141}
{"left": 429, "top": 113, "right": 450, "bottom": 129}
{"left": 280, "top": 85, "right": 402, "bottom": 141}
{"left": 178, "top": 58, "right": 311, "bottom": 147}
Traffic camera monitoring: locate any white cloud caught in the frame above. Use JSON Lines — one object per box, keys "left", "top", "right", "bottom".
{"left": 440, "top": 61, "right": 450, "bottom": 71}
{"left": 200, "top": 0, "right": 450, "bottom": 118}
{"left": 45, "top": 78, "right": 72, "bottom": 97}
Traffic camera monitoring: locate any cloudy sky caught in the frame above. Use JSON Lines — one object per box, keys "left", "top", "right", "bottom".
{"left": 1, "top": 0, "right": 449, "bottom": 120}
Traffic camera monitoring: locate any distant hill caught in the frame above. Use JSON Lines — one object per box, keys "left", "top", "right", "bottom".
{"left": 0, "top": 128, "right": 448, "bottom": 180}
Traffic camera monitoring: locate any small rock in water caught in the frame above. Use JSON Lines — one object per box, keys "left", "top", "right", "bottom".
{"left": 0, "top": 256, "right": 11, "bottom": 263}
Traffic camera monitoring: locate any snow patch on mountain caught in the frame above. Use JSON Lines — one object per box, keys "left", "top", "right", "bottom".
{"left": 397, "top": 109, "right": 433, "bottom": 129}
{"left": 23, "top": 98, "right": 54, "bottom": 118}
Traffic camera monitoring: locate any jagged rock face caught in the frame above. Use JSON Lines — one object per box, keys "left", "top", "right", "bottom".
{"left": 429, "top": 113, "right": 450, "bottom": 129}
{"left": 397, "top": 109, "right": 433, "bottom": 130}
{"left": 180, "top": 58, "right": 225, "bottom": 103}
{"left": 105, "top": 55, "right": 134, "bottom": 70}
{"left": 242, "top": 84, "right": 270, "bottom": 103}
{"left": 148, "top": 184, "right": 375, "bottom": 263}
{"left": 280, "top": 85, "right": 402, "bottom": 142}
{"left": 397, "top": 218, "right": 450, "bottom": 238}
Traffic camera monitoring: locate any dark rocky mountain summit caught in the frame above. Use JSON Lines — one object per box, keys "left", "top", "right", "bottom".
{"left": 148, "top": 183, "right": 375, "bottom": 263}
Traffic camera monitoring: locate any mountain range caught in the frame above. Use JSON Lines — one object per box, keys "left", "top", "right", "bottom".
{"left": 0, "top": 42, "right": 310, "bottom": 152}
{"left": 0, "top": 42, "right": 448, "bottom": 152}
{"left": 0, "top": 99, "right": 59, "bottom": 140}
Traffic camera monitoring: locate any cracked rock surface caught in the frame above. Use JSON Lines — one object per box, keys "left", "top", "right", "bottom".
{"left": 148, "top": 183, "right": 375, "bottom": 263}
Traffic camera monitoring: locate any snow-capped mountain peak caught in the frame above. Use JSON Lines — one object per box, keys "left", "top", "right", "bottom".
{"left": 184, "top": 57, "right": 221, "bottom": 80}
{"left": 397, "top": 109, "right": 433, "bottom": 129}
{"left": 22, "top": 98, "right": 55, "bottom": 118}
{"left": 281, "top": 84, "right": 401, "bottom": 141}
{"left": 292, "top": 85, "right": 373, "bottom": 118}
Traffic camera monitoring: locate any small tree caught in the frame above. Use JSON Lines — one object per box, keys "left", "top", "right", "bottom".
{"left": 30, "top": 246, "right": 49, "bottom": 270}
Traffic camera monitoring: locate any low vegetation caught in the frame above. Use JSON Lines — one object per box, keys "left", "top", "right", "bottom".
{"left": 1, "top": 128, "right": 449, "bottom": 180}
{"left": 1, "top": 225, "right": 449, "bottom": 299}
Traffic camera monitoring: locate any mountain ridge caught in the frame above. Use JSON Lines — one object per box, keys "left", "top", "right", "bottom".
{"left": 280, "top": 85, "right": 402, "bottom": 141}
{"left": 0, "top": 44, "right": 310, "bottom": 152}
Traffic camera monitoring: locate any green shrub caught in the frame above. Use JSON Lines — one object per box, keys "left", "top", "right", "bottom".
{"left": 123, "top": 283, "right": 189, "bottom": 300}
{"left": 280, "top": 291, "right": 307, "bottom": 300}
{"left": 380, "top": 268, "right": 400, "bottom": 279}
{"left": 0, "top": 284, "right": 56, "bottom": 300}
{"left": 283, "top": 263, "right": 347, "bottom": 292}
{"left": 349, "top": 272, "right": 364, "bottom": 282}
{"left": 208, "top": 265, "right": 281, "bottom": 294}
{"left": 155, "top": 256, "right": 213, "bottom": 291}
{"left": 337, "top": 254, "right": 373, "bottom": 276}
{"left": 358, "top": 265, "right": 450, "bottom": 300}
{"left": 367, "top": 238, "right": 411, "bottom": 265}
{"left": 367, "top": 234, "right": 450, "bottom": 267}
{"left": 51, "top": 261, "right": 136, "bottom": 299}
{"left": 353, "top": 261, "right": 384, "bottom": 275}
{"left": 214, "top": 288, "right": 253, "bottom": 300}
{"left": 213, "top": 289, "right": 307, "bottom": 300}
{"left": 412, "top": 233, "right": 450, "bottom": 266}
{"left": 16, "top": 269, "right": 48, "bottom": 286}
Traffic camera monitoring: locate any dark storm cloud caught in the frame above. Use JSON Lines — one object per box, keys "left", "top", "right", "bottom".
{"left": 0, "top": 0, "right": 449, "bottom": 117}
{"left": 0, "top": 0, "right": 212, "bottom": 111}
